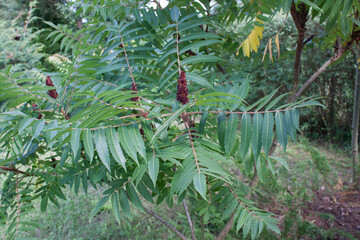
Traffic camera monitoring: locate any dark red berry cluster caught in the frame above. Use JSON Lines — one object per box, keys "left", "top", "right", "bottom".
{"left": 176, "top": 71, "right": 189, "bottom": 105}
{"left": 45, "top": 76, "right": 58, "bottom": 99}
{"left": 131, "top": 83, "right": 139, "bottom": 102}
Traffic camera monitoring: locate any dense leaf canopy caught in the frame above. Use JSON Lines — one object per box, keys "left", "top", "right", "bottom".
{"left": 1, "top": 0, "right": 358, "bottom": 239}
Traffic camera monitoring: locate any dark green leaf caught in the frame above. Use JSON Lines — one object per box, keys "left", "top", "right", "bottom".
{"left": 240, "top": 113, "right": 252, "bottom": 160}
{"left": 262, "top": 112, "right": 274, "bottom": 157}
{"left": 275, "top": 111, "right": 287, "bottom": 151}
{"left": 148, "top": 155, "right": 159, "bottom": 185}
{"left": 105, "top": 127, "right": 126, "bottom": 170}
{"left": 225, "top": 113, "right": 239, "bottom": 154}
{"left": 94, "top": 129, "right": 111, "bottom": 171}
{"left": 251, "top": 113, "right": 263, "bottom": 161}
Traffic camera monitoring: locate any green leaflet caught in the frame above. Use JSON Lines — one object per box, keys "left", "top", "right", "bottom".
{"left": 105, "top": 127, "right": 127, "bottom": 170}
{"left": 217, "top": 112, "right": 226, "bottom": 149}
{"left": 132, "top": 164, "right": 147, "bottom": 186}
{"left": 225, "top": 113, "right": 239, "bottom": 154}
{"left": 119, "top": 189, "right": 132, "bottom": 220}
{"left": 285, "top": 109, "right": 296, "bottom": 142}
{"left": 111, "top": 193, "right": 121, "bottom": 224}
{"left": 128, "top": 123, "right": 146, "bottom": 160}
{"left": 262, "top": 112, "right": 274, "bottom": 157}
{"left": 18, "top": 118, "right": 34, "bottom": 134}
{"left": 240, "top": 113, "right": 252, "bottom": 160}
{"left": 90, "top": 194, "right": 110, "bottom": 219}
{"left": 251, "top": 113, "right": 263, "bottom": 161}
{"left": 40, "top": 195, "right": 48, "bottom": 212}
{"left": 31, "top": 119, "right": 45, "bottom": 141}
{"left": 291, "top": 108, "right": 300, "bottom": 131}
{"left": 141, "top": 121, "right": 154, "bottom": 142}
{"left": 275, "top": 111, "right": 287, "bottom": 151}
{"left": 255, "top": 88, "right": 278, "bottom": 111}
{"left": 256, "top": 155, "right": 267, "bottom": 183}
{"left": 70, "top": 128, "right": 81, "bottom": 157}
{"left": 243, "top": 214, "right": 253, "bottom": 239}
{"left": 199, "top": 111, "right": 208, "bottom": 134}
{"left": 151, "top": 102, "right": 193, "bottom": 145}
{"left": 300, "top": 0, "right": 323, "bottom": 13}
{"left": 171, "top": 6, "right": 180, "bottom": 22}
{"left": 148, "top": 155, "right": 159, "bottom": 185}
{"left": 270, "top": 156, "right": 289, "bottom": 170}
{"left": 182, "top": 55, "right": 223, "bottom": 65}
{"left": 186, "top": 72, "right": 214, "bottom": 89}
{"left": 118, "top": 125, "right": 138, "bottom": 164}
{"left": 136, "top": 181, "right": 153, "bottom": 203}
{"left": 94, "top": 128, "right": 111, "bottom": 171}
{"left": 82, "top": 129, "right": 94, "bottom": 162}
{"left": 171, "top": 157, "right": 196, "bottom": 195}
{"left": 126, "top": 183, "right": 144, "bottom": 211}
{"left": 82, "top": 171, "right": 88, "bottom": 194}
{"left": 236, "top": 209, "right": 247, "bottom": 233}
{"left": 193, "top": 172, "right": 207, "bottom": 200}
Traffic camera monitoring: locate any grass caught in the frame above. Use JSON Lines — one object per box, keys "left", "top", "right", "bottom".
{"left": 0, "top": 136, "right": 357, "bottom": 239}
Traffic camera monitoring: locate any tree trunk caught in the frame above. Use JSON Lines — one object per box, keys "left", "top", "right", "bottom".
{"left": 352, "top": 51, "right": 360, "bottom": 183}
{"left": 289, "top": 28, "right": 305, "bottom": 103}
{"left": 288, "top": 1, "right": 308, "bottom": 103}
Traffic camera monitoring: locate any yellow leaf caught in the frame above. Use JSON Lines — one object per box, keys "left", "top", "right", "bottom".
{"left": 236, "top": 42, "right": 244, "bottom": 56}
{"left": 243, "top": 39, "right": 250, "bottom": 57}
{"left": 275, "top": 34, "right": 280, "bottom": 59}
{"left": 238, "top": 16, "right": 264, "bottom": 57}
{"left": 249, "top": 32, "right": 258, "bottom": 53}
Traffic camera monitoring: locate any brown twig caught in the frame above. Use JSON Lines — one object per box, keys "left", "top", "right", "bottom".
{"left": 119, "top": 28, "right": 136, "bottom": 85}
{"left": 216, "top": 211, "right": 236, "bottom": 240}
{"left": 143, "top": 206, "right": 187, "bottom": 240}
{"left": 0, "top": 166, "right": 29, "bottom": 176}
{"left": 183, "top": 200, "right": 196, "bottom": 240}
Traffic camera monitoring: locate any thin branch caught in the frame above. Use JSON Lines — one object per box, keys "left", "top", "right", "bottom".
{"left": 143, "top": 206, "right": 187, "bottom": 240}
{"left": 216, "top": 211, "right": 236, "bottom": 240}
{"left": 225, "top": 183, "right": 260, "bottom": 220}
{"left": 24, "top": 1, "right": 33, "bottom": 33}
{"left": 183, "top": 200, "right": 196, "bottom": 240}
{"left": 32, "top": 107, "right": 299, "bottom": 131}
{"left": 0, "top": 166, "right": 29, "bottom": 176}
{"left": 294, "top": 53, "right": 342, "bottom": 100}
{"left": 119, "top": 29, "right": 136, "bottom": 85}
{"left": 184, "top": 121, "right": 200, "bottom": 174}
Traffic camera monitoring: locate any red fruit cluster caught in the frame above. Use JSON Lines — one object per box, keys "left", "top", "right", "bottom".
{"left": 45, "top": 76, "right": 58, "bottom": 99}
{"left": 176, "top": 71, "right": 189, "bottom": 105}
{"left": 131, "top": 82, "right": 139, "bottom": 102}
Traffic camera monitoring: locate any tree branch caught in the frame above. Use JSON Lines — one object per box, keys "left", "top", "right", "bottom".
{"left": 183, "top": 200, "right": 196, "bottom": 240}
{"left": 294, "top": 53, "right": 342, "bottom": 100}
{"left": 289, "top": 1, "right": 308, "bottom": 103}
{"left": 0, "top": 166, "right": 29, "bottom": 176}
{"left": 216, "top": 211, "right": 236, "bottom": 240}
{"left": 143, "top": 206, "right": 187, "bottom": 240}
